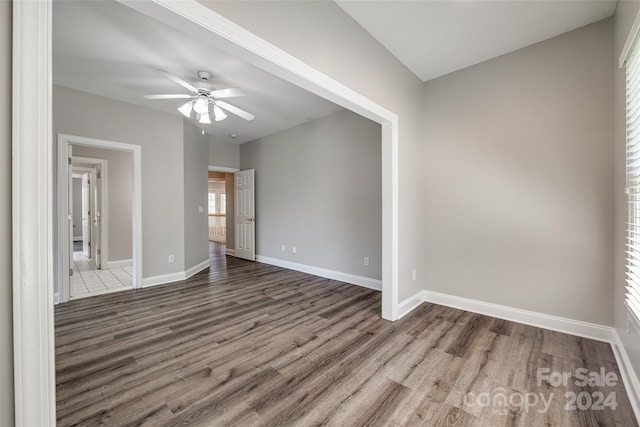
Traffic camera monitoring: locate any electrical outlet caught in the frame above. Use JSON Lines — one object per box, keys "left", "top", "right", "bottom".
{"left": 412, "top": 269, "right": 417, "bottom": 281}
{"left": 292, "top": 246, "right": 297, "bottom": 254}
{"left": 281, "top": 244, "right": 286, "bottom": 252}
{"left": 364, "top": 257, "right": 370, "bottom": 266}
{"left": 168, "top": 254, "right": 175, "bottom": 263}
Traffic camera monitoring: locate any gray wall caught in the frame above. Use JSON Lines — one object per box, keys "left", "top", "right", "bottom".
{"left": 210, "top": 139, "right": 240, "bottom": 169}
{"left": 422, "top": 19, "right": 614, "bottom": 325}
{"left": 53, "top": 85, "right": 186, "bottom": 277}
{"left": 205, "top": 0, "right": 425, "bottom": 300}
{"left": 72, "top": 145, "right": 134, "bottom": 262}
{"left": 240, "top": 109, "right": 381, "bottom": 279}
{"left": 72, "top": 177, "right": 83, "bottom": 239}
{"left": 183, "top": 119, "right": 210, "bottom": 269}
{"left": 614, "top": 0, "right": 640, "bottom": 388}
{"left": 0, "top": 1, "right": 13, "bottom": 424}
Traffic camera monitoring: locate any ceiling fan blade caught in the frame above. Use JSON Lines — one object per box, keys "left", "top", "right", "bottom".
{"left": 144, "top": 94, "right": 193, "bottom": 100}
{"left": 158, "top": 70, "right": 198, "bottom": 94}
{"left": 210, "top": 88, "right": 245, "bottom": 99}
{"left": 216, "top": 100, "right": 255, "bottom": 121}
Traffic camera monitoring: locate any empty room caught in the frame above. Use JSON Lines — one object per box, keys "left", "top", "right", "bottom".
{"left": 3, "top": 0, "right": 640, "bottom": 426}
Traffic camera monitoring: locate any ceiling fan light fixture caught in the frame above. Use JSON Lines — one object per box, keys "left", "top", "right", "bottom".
{"left": 178, "top": 101, "right": 193, "bottom": 117}
{"left": 199, "top": 112, "right": 212, "bottom": 124}
{"left": 213, "top": 104, "right": 227, "bottom": 121}
{"left": 194, "top": 96, "right": 209, "bottom": 114}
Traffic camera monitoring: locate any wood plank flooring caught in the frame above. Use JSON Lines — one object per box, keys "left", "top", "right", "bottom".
{"left": 55, "top": 243, "right": 638, "bottom": 426}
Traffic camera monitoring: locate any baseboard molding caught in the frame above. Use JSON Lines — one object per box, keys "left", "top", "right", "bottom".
{"left": 418, "top": 290, "right": 613, "bottom": 342}
{"left": 255, "top": 255, "right": 382, "bottom": 291}
{"left": 185, "top": 259, "right": 210, "bottom": 279}
{"left": 106, "top": 259, "right": 132, "bottom": 269}
{"left": 611, "top": 329, "right": 640, "bottom": 421}
{"left": 397, "top": 291, "right": 425, "bottom": 319}
{"left": 142, "top": 259, "right": 210, "bottom": 288}
{"left": 225, "top": 248, "right": 235, "bottom": 256}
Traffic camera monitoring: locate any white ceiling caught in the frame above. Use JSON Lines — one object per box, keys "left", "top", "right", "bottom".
{"left": 53, "top": 0, "right": 342, "bottom": 144}
{"left": 335, "top": 0, "right": 617, "bottom": 82}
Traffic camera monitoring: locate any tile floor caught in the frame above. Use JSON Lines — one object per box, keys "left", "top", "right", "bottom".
{"left": 70, "top": 251, "right": 133, "bottom": 300}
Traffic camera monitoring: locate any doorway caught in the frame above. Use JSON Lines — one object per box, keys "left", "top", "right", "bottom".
{"left": 57, "top": 134, "right": 143, "bottom": 304}
{"left": 208, "top": 171, "right": 227, "bottom": 244}
{"left": 68, "top": 155, "right": 135, "bottom": 300}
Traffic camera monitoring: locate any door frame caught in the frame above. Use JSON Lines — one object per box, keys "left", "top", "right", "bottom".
{"left": 12, "top": 0, "right": 398, "bottom": 424}
{"left": 56, "top": 134, "right": 142, "bottom": 305}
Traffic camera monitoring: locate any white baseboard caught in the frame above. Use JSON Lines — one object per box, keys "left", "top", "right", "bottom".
{"left": 397, "top": 291, "right": 425, "bottom": 319}
{"left": 255, "top": 255, "right": 381, "bottom": 291}
{"left": 225, "top": 248, "right": 235, "bottom": 256}
{"left": 611, "top": 329, "right": 640, "bottom": 421}
{"left": 142, "top": 259, "right": 210, "bottom": 288}
{"left": 142, "top": 271, "right": 185, "bottom": 288}
{"left": 185, "top": 259, "right": 210, "bottom": 279}
{"left": 106, "top": 259, "right": 132, "bottom": 269}
{"left": 401, "top": 290, "right": 614, "bottom": 342}
{"left": 73, "top": 236, "right": 82, "bottom": 242}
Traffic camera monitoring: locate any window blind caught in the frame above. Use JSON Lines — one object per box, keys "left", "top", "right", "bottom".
{"left": 625, "top": 33, "right": 640, "bottom": 330}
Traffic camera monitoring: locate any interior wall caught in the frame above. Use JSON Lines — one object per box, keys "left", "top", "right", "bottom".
{"left": 71, "top": 145, "right": 134, "bottom": 262}
{"left": 204, "top": 0, "right": 425, "bottom": 301}
{"left": 614, "top": 0, "right": 640, "bottom": 386}
{"left": 72, "top": 177, "right": 83, "bottom": 240}
{"left": 210, "top": 139, "right": 240, "bottom": 169}
{"left": 0, "top": 0, "right": 13, "bottom": 424}
{"left": 53, "top": 85, "right": 186, "bottom": 278}
{"left": 240, "top": 109, "right": 382, "bottom": 279}
{"left": 422, "top": 19, "right": 614, "bottom": 325}
{"left": 183, "top": 119, "right": 210, "bottom": 270}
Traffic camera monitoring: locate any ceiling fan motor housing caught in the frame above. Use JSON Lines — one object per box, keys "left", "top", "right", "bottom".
{"left": 195, "top": 71, "right": 212, "bottom": 92}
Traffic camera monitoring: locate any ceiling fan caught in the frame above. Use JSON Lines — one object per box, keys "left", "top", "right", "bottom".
{"left": 144, "top": 70, "right": 255, "bottom": 124}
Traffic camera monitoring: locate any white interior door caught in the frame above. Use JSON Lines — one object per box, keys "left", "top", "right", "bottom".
{"left": 92, "top": 165, "right": 102, "bottom": 268}
{"left": 81, "top": 172, "right": 91, "bottom": 257}
{"left": 67, "top": 146, "right": 74, "bottom": 289}
{"left": 235, "top": 169, "right": 255, "bottom": 261}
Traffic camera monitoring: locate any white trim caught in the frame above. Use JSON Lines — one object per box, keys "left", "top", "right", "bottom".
{"left": 225, "top": 248, "right": 235, "bottom": 256}
{"left": 56, "top": 134, "right": 142, "bottom": 303}
{"left": 12, "top": 0, "right": 57, "bottom": 425}
{"left": 402, "top": 290, "right": 614, "bottom": 342}
{"left": 185, "top": 259, "right": 211, "bottom": 279}
{"left": 397, "top": 291, "right": 426, "bottom": 319}
{"left": 255, "top": 255, "right": 382, "bottom": 291}
{"left": 620, "top": 8, "right": 640, "bottom": 67}
{"left": 120, "top": 0, "right": 398, "bottom": 319}
{"left": 611, "top": 329, "right": 640, "bottom": 421}
{"left": 106, "top": 259, "right": 133, "bottom": 269}
{"left": 142, "top": 271, "right": 186, "bottom": 288}
{"left": 53, "top": 293, "right": 59, "bottom": 305}
{"left": 142, "top": 259, "right": 210, "bottom": 288}
{"left": 208, "top": 165, "right": 239, "bottom": 173}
